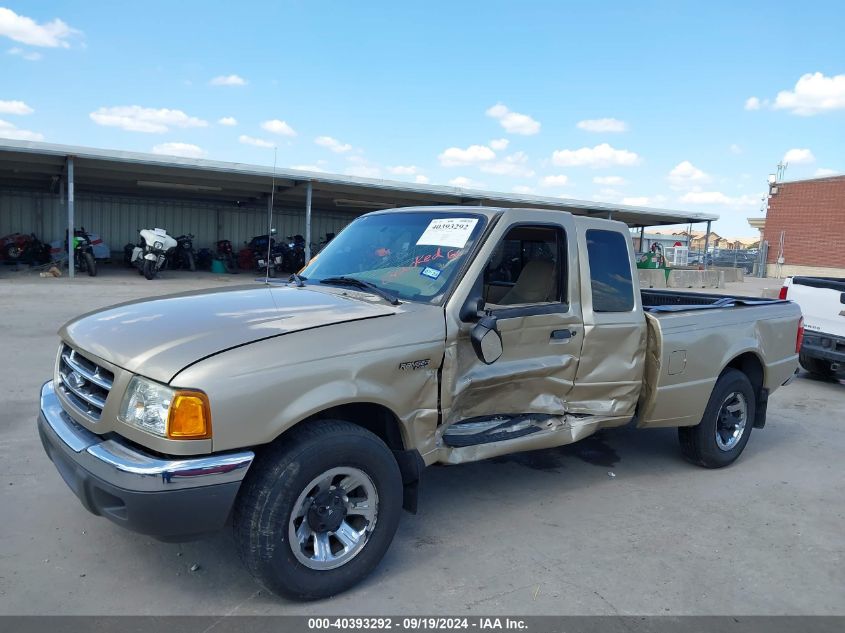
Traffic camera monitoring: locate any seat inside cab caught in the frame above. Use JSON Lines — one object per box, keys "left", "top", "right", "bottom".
{"left": 483, "top": 226, "right": 561, "bottom": 306}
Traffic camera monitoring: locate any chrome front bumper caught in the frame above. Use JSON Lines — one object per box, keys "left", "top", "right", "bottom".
{"left": 38, "top": 380, "right": 255, "bottom": 539}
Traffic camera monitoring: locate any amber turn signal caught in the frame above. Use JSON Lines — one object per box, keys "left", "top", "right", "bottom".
{"left": 167, "top": 390, "right": 212, "bottom": 439}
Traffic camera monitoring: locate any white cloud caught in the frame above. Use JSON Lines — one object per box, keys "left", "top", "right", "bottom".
{"left": 512, "top": 185, "right": 535, "bottom": 195}
{"left": 151, "top": 142, "right": 205, "bottom": 159}
{"left": 489, "top": 138, "right": 509, "bottom": 150}
{"left": 0, "top": 118, "right": 44, "bottom": 141}
{"left": 0, "top": 7, "right": 81, "bottom": 48}
{"left": 679, "top": 191, "right": 761, "bottom": 207}
{"left": 772, "top": 72, "right": 845, "bottom": 116}
{"left": 593, "top": 175, "right": 626, "bottom": 186}
{"left": 90, "top": 106, "right": 208, "bottom": 133}
{"left": 217, "top": 116, "right": 237, "bottom": 126}
{"left": 551, "top": 143, "right": 640, "bottom": 168}
{"left": 667, "top": 160, "right": 710, "bottom": 188}
{"left": 315, "top": 135, "right": 352, "bottom": 153}
{"left": 577, "top": 118, "right": 628, "bottom": 133}
{"left": 8, "top": 46, "right": 41, "bottom": 61}
{"left": 541, "top": 174, "right": 570, "bottom": 187}
{"left": 239, "top": 134, "right": 274, "bottom": 148}
{"left": 0, "top": 99, "right": 33, "bottom": 115}
{"left": 622, "top": 195, "right": 667, "bottom": 206}
{"left": 479, "top": 151, "right": 535, "bottom": 177}
{"left": 729, "top": 144, "right": 743, "bottom": 155}
{"left": 210, "top": 74, "right": 247, "bottom": 86}
{"left": 261, "top": 119, "right": 297, "bottom": 136}
{"left": 387, "top": 165, "right": 418, "bottom": 175}
{"left": 290, "top": 164, "right": 327, "bottom": 173}
{"left": 744, "top": 97, "right": 761, "bottom": 111}
{"left": 814, "top": 168, "right": 839, "bottom": 177}
{"left": 438, "top": 144, "right": 496, "bottom": 167}
{"left": 345, "top": 165, "right": 381, "bottom": 178}
{"left": 414, "top": 174, "right": 430, "bottom": 184}
{"left": 783, "top": 148, "right": 815, "bottom": 164}
{"left": 449, "top": 176, "right": 483, "bottom": 188}
{"left": 486, "top": 103, "right": 540, "bottom": 135}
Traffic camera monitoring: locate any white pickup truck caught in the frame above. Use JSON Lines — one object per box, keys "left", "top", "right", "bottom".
{"left": 781, "top": 276, "right": 845, "bottom": 378}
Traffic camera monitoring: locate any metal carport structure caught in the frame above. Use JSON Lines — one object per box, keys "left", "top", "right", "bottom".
{"left": 0, "top": 139, "right": 718, "bottom": 277}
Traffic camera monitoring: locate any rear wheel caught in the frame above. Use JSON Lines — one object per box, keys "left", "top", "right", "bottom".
{"left": 679, "top": 368, "right": 756, "bottom": 468}
{"left": 233, "top": 420, "right": 403, "bottom": 600}
{"left": 799, "top": 352, "right": 836, "bottom": 379}
{"left": 142, "top": 258, "right": 156, "bottom": 280}
{"left": 83, "top": 252, "right": 97, "bottom": 277}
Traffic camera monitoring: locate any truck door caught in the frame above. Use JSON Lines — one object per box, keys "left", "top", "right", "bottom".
{"left": 441, "top": 211, "right": 584, "bottom": 434}
{"left": 566, "top": 218, "right": 647, "bottom": 418}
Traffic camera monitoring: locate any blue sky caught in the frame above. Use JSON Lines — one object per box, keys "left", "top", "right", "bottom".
{"left": 1, "top": 1, "right": 844, "bottom": 237}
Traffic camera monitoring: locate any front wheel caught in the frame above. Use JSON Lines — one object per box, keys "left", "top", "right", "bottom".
{"left": 679, "top": 368, "right": 756, "bottom": 468}
{"left": 233, "top": 420, "right": 403, "bottom": 600}
{"left": 142, "top": 258, "right": 156, "bottom": 280}
{"left": 83, "top": 252, "right": 97, "bottom": 277}
{"left": 186, "top": 251, "right": 196, "bottom": 272}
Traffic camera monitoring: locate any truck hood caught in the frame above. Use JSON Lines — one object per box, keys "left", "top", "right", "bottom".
{"left": 60, "top": 284, "right": 397, "bottom": 383}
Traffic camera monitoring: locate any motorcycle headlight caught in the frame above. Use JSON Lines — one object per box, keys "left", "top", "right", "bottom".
{"left": 153, "top": 241, "right": 164, "bottom": 250}
{"left": 119, "top": 376, "right": 211, "bottom": 439}
{"left": 185, "top": 241, "right": 192, "bottom": 249}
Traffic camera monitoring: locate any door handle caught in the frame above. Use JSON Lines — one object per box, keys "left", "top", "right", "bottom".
{"left": 550, "top": 329, "right": 575, "bottom": 341}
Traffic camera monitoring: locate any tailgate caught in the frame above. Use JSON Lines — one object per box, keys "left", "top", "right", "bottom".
{"left": 788, "top": 278, "right": 845, "bottom": 337}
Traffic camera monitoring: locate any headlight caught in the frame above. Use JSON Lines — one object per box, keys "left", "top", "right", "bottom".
{"left": 153, "top": 241, "right": 164, "bottom": 250}
{"left": 119, "top": 376, "right": 211, "bottom": 439}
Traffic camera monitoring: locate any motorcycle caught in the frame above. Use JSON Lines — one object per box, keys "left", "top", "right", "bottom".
{"left": 1, "top": 232, "right": 51, "bottom": 266}
{"left": 285, "top": 234, "right": 306, "bottom": 272}
{"left": 66, "top": 227, "right": 97, "bottom": 277}
{"left": 246, "top": 229, "right": 285, "bottom": 277}
{"left": 127, "top": 227, "right": 177, "bottom": 280}
{"left": 169, "top": 233, "right": 196, "bottom": 271}
{"left": 215, "top": 239, "right": 237, "bottom": 273}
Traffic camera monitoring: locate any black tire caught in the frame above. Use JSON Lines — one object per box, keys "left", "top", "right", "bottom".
{"left": 186, "top": 252, "right": 196, "bottom": 272}
{"left": 799, "top": 352, "right": 835, "bottom": 379}
{"left": 678, "top": 368, "right": 756, "bottom": 468}
{"left": 83, "top": 252, "right": 97, "bottom": 277}
{"left": 142, "top": 258, "right": 156, "bottom": 280}
{"left": 223, "top": 255, "right": 237, "bottom": 274}
{"left": 233, "top": 420, "right": 403, "bottom": 601}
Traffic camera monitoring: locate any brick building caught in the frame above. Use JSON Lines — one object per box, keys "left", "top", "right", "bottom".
{"left": 762, "top": 174, "right": 845, "bottom": 277}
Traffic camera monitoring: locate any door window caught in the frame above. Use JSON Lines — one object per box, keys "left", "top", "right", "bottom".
{"left": 586, "top": 229, "right": 635, "bottom": 312}
{"left": 483, "top": 226, "right": 565, "bottom": 307}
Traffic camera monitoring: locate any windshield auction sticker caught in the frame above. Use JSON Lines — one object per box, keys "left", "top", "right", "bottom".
{"left": 417, "top": 218, "right": 479, "bottom": 248}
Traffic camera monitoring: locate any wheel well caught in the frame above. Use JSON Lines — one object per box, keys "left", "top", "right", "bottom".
{"left": 724, "top": 352, "right": 764, "bottom": 395}
{"left": 308, "top": 402, "right": 406, "bottom": 451}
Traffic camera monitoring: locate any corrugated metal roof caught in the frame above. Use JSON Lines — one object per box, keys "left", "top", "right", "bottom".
{"left": 0, "top": 139, "right": 718, "bottom": 227}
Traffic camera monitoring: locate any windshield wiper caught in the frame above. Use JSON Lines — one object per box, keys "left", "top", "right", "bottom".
{"left": 319, "top": 276, "right": 401, "bottom": 305}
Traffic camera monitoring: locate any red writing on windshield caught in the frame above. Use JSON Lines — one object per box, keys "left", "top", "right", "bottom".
{"left": 412, "top": 247, "right": 462, "bottom": 267}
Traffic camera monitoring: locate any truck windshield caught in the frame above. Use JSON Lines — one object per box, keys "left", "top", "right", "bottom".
{"left": 301, "top": 211, "right": 487, "bottom": 303}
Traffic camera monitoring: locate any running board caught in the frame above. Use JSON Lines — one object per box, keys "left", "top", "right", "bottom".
{"left": 442, "top": 414, "right": 556, "bottom": 448}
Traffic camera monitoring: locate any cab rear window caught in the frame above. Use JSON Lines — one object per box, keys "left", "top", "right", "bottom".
{"left": 586, "top": 229, "right": 634, "bottom": 312}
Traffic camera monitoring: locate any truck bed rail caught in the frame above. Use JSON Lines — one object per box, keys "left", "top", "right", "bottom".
{"left": 642, "top": 290, "right": 787, "bottom": 313}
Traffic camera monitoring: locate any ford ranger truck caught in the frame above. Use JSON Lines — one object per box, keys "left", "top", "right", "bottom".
{"left": 780, "top": 276, "right": 845, "bottom": 379}
{"left": 38, "top": 206, "right": 802, "bottom": 600}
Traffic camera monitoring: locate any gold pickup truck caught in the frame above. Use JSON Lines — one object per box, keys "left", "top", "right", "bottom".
{"left": 38, "top": 206, "right": 802, "bottom": 600}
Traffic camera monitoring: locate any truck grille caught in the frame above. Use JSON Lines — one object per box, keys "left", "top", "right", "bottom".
{"left": 57, "top": 344, "right": 113, "bottom": 420}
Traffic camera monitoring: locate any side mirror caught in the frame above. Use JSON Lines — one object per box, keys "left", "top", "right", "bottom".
{"left": 470, "top": 315, "right": 503, "bottom": 365}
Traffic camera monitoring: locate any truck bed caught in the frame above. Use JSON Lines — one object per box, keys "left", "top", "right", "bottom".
{"left": 641, "top": 289, "right": 786, "bottom": 313}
